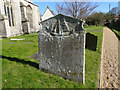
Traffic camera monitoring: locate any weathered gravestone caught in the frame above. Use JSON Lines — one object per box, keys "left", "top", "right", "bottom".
{"left": 85, "top": 33, "right": 97, "bottom": 51}
{"left": 38, "top": 14, "right": 85, "bottom": 83}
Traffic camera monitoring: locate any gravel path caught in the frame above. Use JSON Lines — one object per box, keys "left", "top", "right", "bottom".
{"left": 100, "top": 27, "right": 119, "bottom": 88}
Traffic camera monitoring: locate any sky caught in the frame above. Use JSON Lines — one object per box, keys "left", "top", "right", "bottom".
{"left": 33, "top": 1, "right": 119, "bottom": 16}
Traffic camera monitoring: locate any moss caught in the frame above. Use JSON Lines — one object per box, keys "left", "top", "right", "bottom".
{"left": 61, "top": 70, "right": 67, "bottom": 75}
{"left": 79, "top": 73, "right": 83, "bottom": 76}
{"left": 74, "top": 42, "right": 78, "bottom": 45}
{"left": 64, "top": 52, "right": 68, "bottom": 55}
{"left": 70, "top": 47, "right": 74, "bottom": 50}
{"left": 69, "top": 72, "right": 77, "bottom": 76}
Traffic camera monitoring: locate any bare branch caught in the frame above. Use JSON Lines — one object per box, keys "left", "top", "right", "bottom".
{"left": 56, "top": 1, "right": 98, "bottom": 19}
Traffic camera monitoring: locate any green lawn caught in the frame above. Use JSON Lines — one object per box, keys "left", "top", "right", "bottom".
{"left": 1, "top": 26, "right": 103, "bottom": 88}
{"left": 85, "top": 25, "right": 104, "bottom": 30}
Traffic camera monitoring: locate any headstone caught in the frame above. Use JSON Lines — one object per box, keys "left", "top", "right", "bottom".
{"left": 38, "top": 14, "right": 85, "bottom": 83}
{"left": 85, "top": 33, "right": 97, "bottom": 51}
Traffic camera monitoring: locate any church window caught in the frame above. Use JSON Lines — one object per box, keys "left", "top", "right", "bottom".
{"left": 10, "top": 7, "right": 14, "bottom": 26}
{"left": 7, "top": 7, "right": 11, "bottom": 26}
{"left": 4, "top": 5, "right": 7, "bottom": 16}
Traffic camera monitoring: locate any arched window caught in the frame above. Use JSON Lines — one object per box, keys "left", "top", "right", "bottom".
{"left": 4, "top": 0, "right": 15, "bottom": 27}
{"left": 10, "top": 7, "right": 14, "bottom": 26}
{"left": 4, "top": 5, "right": 7, "bottom": 16}
{"left": 26, "top": 5, "right": 33, "bottom": 28}
{"left": 7, "top": 7, "right": 11, "bottom": 26}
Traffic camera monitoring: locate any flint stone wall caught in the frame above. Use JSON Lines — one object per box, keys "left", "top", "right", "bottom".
{"left": 39, "top": 14, "right": 85, "bottom": 83}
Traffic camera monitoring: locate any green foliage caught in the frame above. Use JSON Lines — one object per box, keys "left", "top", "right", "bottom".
{"left": 85, "top": 12, "right": 104, "bottom": 26}
{"left": 85, "top": 12, "right": 113, "bottom": 26}
{"left": 103, "top": 13, "right": 114, "bottom": 22}
{"left": 1, "top": 26, "right": 103, "bottom": 88}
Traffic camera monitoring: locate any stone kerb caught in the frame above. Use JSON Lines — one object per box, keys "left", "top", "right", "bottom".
{"left": 39, "top": 14, "right": 85, "bottom": 83}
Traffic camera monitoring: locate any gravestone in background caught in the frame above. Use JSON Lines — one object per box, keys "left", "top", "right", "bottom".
{"left": 85, "top": 33, "right": 97, "bottom": 51}
{"left": 38, "top": 14, "right": 85, "bottom": 83}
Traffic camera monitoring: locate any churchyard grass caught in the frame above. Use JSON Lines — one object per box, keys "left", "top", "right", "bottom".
{"left": 85, "top": 25, "right": 104, "bottom": 30}
{"left": 1, "top": 26, "right": 104, "bottom": 88}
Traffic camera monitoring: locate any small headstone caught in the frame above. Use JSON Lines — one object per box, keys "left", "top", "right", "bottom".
{"left": 85, "top": 33, "right": 97, "bottom": 51}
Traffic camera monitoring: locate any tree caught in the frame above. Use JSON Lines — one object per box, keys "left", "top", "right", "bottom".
{"left": 85, "top": 12, "right": 113, "bottom": 26}
{"left": 85, "top": 12, "right": 105, "bottom": 26}
{"left": 109, "top": 7, "right": 118, "bottom": 15}
{"left": 56, "top": 0, "right": 98, "bottom": 19}
{"left": 103, "top": 13, "right": 113, "bottom": 22}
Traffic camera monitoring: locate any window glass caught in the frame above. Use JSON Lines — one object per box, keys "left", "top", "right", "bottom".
{"left": 4, "top": 5, "right": 7, "bottom": 16}
{"left": 7, "top": 7, "right": 11, "bottom": 26}
{"left": 11, "top": 7, "right": 14, "bottom": 26}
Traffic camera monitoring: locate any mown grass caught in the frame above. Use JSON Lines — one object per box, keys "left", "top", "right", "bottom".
{"left": 85, "top": 25, "right": 104, "bottom": 30}
{"left": 1, "top": 26, "right": 104, "bottom": 88}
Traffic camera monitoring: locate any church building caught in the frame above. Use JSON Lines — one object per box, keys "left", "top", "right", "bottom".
{"left": 41, "top": 6, "right": 54, "bottom": 21}
{"left": 0, "top": 0, "right": 40, "bottom": 37}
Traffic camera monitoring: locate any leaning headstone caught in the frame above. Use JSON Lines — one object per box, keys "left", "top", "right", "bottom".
{"left": 38, "top": 14, "right": 85, "bottom": 83}
{"left": 85, "top": 33, "right": 97, "bottom": 51}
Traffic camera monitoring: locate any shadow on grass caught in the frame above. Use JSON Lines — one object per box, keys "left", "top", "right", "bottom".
{"left": 108, "top": 26, "right": 120, "bottom": 40}
{"left": 1, "top": 55, "right": 39, "bottom": 69}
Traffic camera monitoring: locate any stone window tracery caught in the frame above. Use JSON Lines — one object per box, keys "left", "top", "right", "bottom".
{"left": 26, "top": 5, "right": 33, "bottom": 28}
{"left": 4, "top": 5, "right": 7, "bottom": 16}
{"left": 4, "top": 1, "right": 14, "bottom": 27}
{"left": 7, "top": 6, "right": 11, "bottom": 26}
